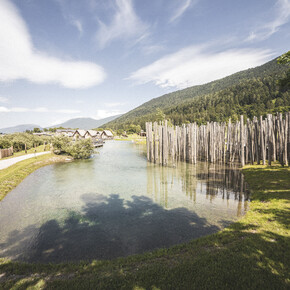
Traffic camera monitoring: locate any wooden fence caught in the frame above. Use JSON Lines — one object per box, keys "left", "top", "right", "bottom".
{"left": 146, "top": 112, "right": 290, "bottom": 167}
{"left": 0, "top": 146, "right": 13, "bottom": 159}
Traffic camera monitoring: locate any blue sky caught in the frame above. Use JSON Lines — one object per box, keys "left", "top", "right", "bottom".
{"left": 0, "top": 0, "right": 289, "bottom": 128}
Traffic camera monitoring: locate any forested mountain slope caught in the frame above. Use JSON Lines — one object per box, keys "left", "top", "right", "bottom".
{"left": 105, "top": 57, "right": 289, "bottom": 130}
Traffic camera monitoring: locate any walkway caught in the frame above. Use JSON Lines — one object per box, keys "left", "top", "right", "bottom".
{"left": 0, "top": 152, "right": 50, "bottom": 170}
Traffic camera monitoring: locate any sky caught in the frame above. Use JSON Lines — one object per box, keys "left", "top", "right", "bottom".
{"left": 0, "top": 0, "right": 289, "bottom": 128}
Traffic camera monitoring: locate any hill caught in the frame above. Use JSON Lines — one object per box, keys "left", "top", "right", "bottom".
{"left": 105, "top": 57, "right": 289, "bottom": 130}
{"left": 50, "top": 115, "right": 122, "bottom": 130}
{"left": 0, "top": 124, "right": 42, "bottom": 134}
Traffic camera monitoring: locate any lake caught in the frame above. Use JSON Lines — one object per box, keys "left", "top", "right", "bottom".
{"left": 0, "top": 141, "right": 249, "bottom": 263}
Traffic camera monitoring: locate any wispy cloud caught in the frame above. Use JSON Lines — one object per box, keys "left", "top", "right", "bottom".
{"left": 96, "top": 0, "right": 148, "bottom": 48}
{"left": 71, "top": 19, "right": 83, "bottom": 35}
{"left": 0, "top": 0, "right": 105, "bottom": 89}
{"left": 0, "top": 96, "right": 9, "bottom": 104}
{"left": 246, "top": 0, "right": 290, "bottom": 41}
{"left": 0, "top": 106, "right": 80, "bottom": 114}
{"left": 104, "top": 102, "right": 126, "bottom": 108}
{"left": 170, "top": 0, "right": 195, "bottom": 23}
{"left": 95, "top": 109, "right": 123, "bottom": 119}
{"left": 128, "top": 46, "right": 273, "bottom": 89}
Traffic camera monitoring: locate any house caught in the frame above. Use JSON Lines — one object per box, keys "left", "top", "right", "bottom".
{"left": 85, "top": 130, "right": 102, "bottom": 139}
{"left": 101, "top": 130, "right": 114, "bottom": 140}
{"left": 72, "top": 129, "right": 86, "bottom": 140}
{"left": 55, "top": 129, "right": 75, "bottom": 137}
{"left": 139, "top": 130, "right": 146, "bottom": 137}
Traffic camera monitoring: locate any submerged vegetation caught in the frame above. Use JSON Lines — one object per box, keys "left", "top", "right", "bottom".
{"left": 0, "top": 163, "right": 289, "bottom": 289}
{"left": 0, "top": 153, "right": 68, "bottom": 202}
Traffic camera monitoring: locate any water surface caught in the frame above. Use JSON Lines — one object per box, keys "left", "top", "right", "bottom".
{"left": 0, "top": 141, "right": 249, "bottom": 263}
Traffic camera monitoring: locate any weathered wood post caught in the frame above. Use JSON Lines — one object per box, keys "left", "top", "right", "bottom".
{"left": 260, "top": 116, "right": 266, "bottom": 165}
{"left": 240, "top": 115, "right": 245, "bottom": 167}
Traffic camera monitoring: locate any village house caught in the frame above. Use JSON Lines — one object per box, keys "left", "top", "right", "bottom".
{"left": 55, "top": 129, "right": 75, "bottom": 137}
{"left": 72, "top": 129, "right": 86, "bottom": 140}
{"left": 84, "top": 130, "right": 102, "bottom": 139}
{"left": 101, "top": 130, "right": 114, "bottom": 140}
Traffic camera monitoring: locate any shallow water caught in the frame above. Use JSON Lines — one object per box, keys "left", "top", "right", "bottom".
{"left": 0, "top": 141, "right": 249, "bottom": 263}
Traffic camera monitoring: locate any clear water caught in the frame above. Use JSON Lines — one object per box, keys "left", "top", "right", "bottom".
{"left": 0, "top": 141, "right": 249, "bottom": 263}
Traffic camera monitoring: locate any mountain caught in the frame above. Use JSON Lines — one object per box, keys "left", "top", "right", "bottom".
{"left": 50, "top": 115, "right": 122, "bottom": 130}
{"left": 105, "top": 57, "right": 289, "bottom": 130}
{"left": 0, "top": 124, "right": 42, "bottom": 134}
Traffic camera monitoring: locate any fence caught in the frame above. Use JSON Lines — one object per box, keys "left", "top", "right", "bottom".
{"left": 145, "top": 112, "right": 290, "bottom": 167}
{"left": 0, "top": 146, "right": 13, "bottom": 159}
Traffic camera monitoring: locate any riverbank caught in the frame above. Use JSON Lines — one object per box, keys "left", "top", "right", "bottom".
{"left": 0, "top": 163, "right": 289, "bottom": 289}
{"left": 0, "top": 153, "right": 70, "bottom": 202}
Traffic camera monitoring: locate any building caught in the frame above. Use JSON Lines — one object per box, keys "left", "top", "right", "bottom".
{"left": 84, "top": 130, "right": 102, "bottom": 139}
{"left": 55, "top": 129, "right": 75, "bottom": 137}
{"left": 72, "top": 129, "right": 87, "bottom": 140}
{"left": 101, "top": 130, "right": 114, "bottom": 140}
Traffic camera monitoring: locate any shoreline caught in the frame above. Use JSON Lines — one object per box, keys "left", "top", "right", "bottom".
{"left": 0, "top": 163, "right": 289, "bottom": 289}
{"left": 0, "top": 153, "right": 70, "bottom": 202}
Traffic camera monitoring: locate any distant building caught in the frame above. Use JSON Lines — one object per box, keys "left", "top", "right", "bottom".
{"left": 101, "top": 130, "right": 114, "bottom": 140}
{"left": 55, "top": 129, "right": 75, "bottom": 137}
{"left": 72, "top": 129, "right": 86, "bottom": 140}
{"left": 139, "top": 130, "right": 146, "bottom": 137}
{"left": 85, "top": 130, "right": 102, "bottom": 139}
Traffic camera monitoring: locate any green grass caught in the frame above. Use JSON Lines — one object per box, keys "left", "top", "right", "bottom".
{"left": 0, "top": 164, "right": 289, "bottom": 289}
{"left": 115, "top": 134, "right": 146, "bottom": 144}
{"left": 0, "top": 153, "right": 68, "bottom": 202}
{"left": 1, "top": 145, "right": 48, "bottom": 160}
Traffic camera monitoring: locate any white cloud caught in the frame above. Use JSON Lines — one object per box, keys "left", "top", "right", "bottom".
{"left": 246, "top": 0, "right": 290, "bottom": 41}
{"left": 95, "top": 109, "right": 123, "bottom": 119}
{"left": 170, "top": 0, "right": 195, "bottom": 23}
{"left": 0, "top": 96, "right": 9, "bottom": 103}
{"left": 104, "top": 102, "right": 126, "bottom": 107}
{"left": 96, "top": 0, "right": 148, "bottom": 48}
{"left": 0, "top": 107, "right": 80, "bottom": 114}
{"left": 71, "top": 19, "right": 83, "bottom": 35}
{"left": 128, "top": 46, "right": 273, "bottom": 89}
{"left": 0, "top": 0, "right": 105, "bottom": 88}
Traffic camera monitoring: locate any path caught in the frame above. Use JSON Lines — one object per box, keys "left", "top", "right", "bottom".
{"left": 0, "top": 152, "right": 50, "bottom": 170}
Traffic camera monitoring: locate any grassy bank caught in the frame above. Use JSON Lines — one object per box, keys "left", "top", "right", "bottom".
{"left": 1, "top": 145, "right": 47, "bottom": 160}
{"left": 0, "top": 153, "right": 69, "bottom": 202}
{"left": 115, "top": 134, "right": 146, "bottom": 144}
{"left": 0, "top": 164, "right": 289, "bottom": 289}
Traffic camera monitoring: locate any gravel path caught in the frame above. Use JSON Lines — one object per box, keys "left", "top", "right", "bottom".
{"left": 0, "top": 152, "right": 50, "bottom": 170}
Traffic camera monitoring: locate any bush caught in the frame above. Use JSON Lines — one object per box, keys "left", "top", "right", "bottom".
{"left": 52, "top": 136, "right": 94, "bottom": 159}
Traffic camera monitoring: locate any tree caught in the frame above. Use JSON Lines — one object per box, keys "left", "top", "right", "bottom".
{"left": 33, "top": 127, "right": 41, "bottom": 133}
{"left": 277, "top": 50, "right": 290, "bottom": 92}
{"left": 277, "top": 51, "right": 290, "bottom": 64}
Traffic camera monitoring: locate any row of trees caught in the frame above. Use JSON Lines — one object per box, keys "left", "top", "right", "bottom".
{"left": 105, "top": 56, "right": 289, "bottom": 130}
{"left": 0, "top": 133, "right": 94, "bottom": 159}
{"left": 0, "top": 133, "right": 51, "bottom": 152}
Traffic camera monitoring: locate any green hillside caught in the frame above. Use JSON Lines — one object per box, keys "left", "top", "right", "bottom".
{"left": 105, "top": 57, "right": 289, "bottom": 130}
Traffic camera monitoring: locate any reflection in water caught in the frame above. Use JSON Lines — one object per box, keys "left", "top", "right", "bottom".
{"left": 147, "top": 161, "right": 249, "bottom": 219}
{"left": 0, "top": 141, "right": 249, "bottom": 263}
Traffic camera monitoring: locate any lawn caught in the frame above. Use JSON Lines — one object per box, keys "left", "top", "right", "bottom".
{"left": 0, "top": 163, "right": 289, "bottom": 289}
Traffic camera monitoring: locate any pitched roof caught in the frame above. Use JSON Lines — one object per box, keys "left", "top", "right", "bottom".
{"left": 103, "top": 130, "right": 113, "bottom": 137}
{"left": 73, "top": 129, "right": 86, "bottom": 137}
{"left": 86, "top": 130, "right": 99, "bottom": 137}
